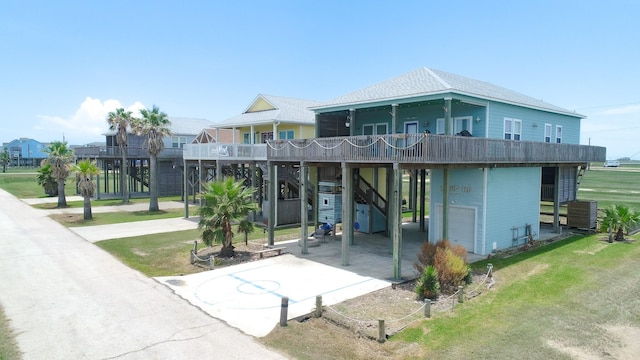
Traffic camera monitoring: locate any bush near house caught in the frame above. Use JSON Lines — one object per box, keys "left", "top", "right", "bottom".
{"left": 414, "top": 239, "right": 471, "bottom": 294}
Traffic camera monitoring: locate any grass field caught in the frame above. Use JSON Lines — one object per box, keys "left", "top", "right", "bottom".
{"left": 261, "top": 233, "right": 640, "bottom": 359}
{"left": 1, "top": 164, "right": 639, "bottom": 359}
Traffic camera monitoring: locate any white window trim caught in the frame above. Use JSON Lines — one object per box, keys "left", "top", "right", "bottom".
{"left": 544, "top": 123, "right": 552, "bottom": 143}
{"left": 454, "top": 116, "right": 473, "bottom": 134}
{"left": 555, "top": 125, "right": 562, "bottom": 143}
{"left": 504, "top": 118, "right": 522, "bottom": 140}
{"left": 363, "top": 123, "right": 388, "bottom": 135}
{"left": 437, "top": 116, "right": 473, "bottom": 135}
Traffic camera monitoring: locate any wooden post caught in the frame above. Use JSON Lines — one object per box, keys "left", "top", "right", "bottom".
{"left": 392, "top": 163, "right": 402, "bottom": 280}
{"left": 424, "top": 299, "right": 431, "bottom": 318}
{"left": 300, "top": 162, "right": 308, "bottom": 254}
{"left": 209, "top": 255, "right": 215, "bottom": 270}
{"left": 458, "top": 285, "right": 464, "bottom": 303}
{"left": 378, "top": 319, "right": 385, "bottom": 343}
{"left": 192, "top": 240, "right": 198, "bottom": 255}
{"left": 341, "top": 162, "right": 351, "bottom": 266}
{"left": 268, "top": 162, "right": 276, "bottom": 246}
{"left": 280, "top": 297, "right": 289, "bottom": 327}
{"left": 315, "top": 295, "right": 322, "bottom": 318}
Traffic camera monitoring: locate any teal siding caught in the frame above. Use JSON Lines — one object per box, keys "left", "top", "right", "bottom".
{"left": 487, "top": 102, "right": 581, "bottom": 144}
{"left": 354, "top": 98, "right": 486, "bottom": 136}
{"left": 484, "top": 167, "right": 541, "bottom": 254}
{"left": 430, "top": 168, "right": 485, "bottom": 252}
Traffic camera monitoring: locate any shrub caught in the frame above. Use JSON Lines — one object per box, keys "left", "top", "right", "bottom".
{"left": 415, "top": 239, "right": 469, "bottom": 293}
{"left": 415, "top": 265, "right": 440, "bottom": 300}
{"left": 434, "top": 248, "right": 469, "bottom": 292}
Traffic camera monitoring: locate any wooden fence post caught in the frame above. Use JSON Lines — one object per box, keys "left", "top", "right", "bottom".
{"left": 315, "top": 295, "right": 322, "bottom": 318}
{"left": 458, "top": 285, "right": 464, "bottom": 303}
{"left": 378, "top": 319, "right": 385, "bottom": 343}
{"left": 424, "top": 299, "right": 431, "bottom": 318}
{"left": 280, "top": 297, "right": 289, "bottom": 327}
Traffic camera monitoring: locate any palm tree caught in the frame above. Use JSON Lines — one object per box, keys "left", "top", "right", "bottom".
{"left": 106, "top": 107, "right": 133, "bottom": 203}
{"left": 1, "top": 148, "right": 10, "bottom": 172}
{"left": 131, "top": 105, "right": 171, "bottom": 211}
{"left": 198, "top": 178, "right": 258, "bottom": 257}
{"left": 71, "top": 159, "right": 100, "bottom": 220}
{"left": 42, "top": 140, "right": 74, "bottom": 208}
{"left": 36, "top": 163, "right": 58, "bottom": 196}
{"left": 238, "top": 218, "right": 256, "bottom": 246}
{"left": 600, "top": 204, "right": 640, "bottom": 242}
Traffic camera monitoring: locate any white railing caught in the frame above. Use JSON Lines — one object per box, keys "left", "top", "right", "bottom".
{"left": 183, "top": 143, "right": 267, "bottom": 161}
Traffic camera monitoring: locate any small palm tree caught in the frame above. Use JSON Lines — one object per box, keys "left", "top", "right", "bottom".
{"left": 71, "top": 159, "right": 100, "bottom": 220}
{"left": 0, "top": 148, "right": 10, "bottom": 172}
{"left": 238, "top": 219, "right": 256, "bottom": 246}
{"left": 36, "top": 163, "right": 58, "bottom": 196}
{"left": 106, "top": 107, "right": 133, "bottom": 203}
{"left": 131, "top": 105, "right": 172, "bottom": 212}
{"left": 42, "top": 140, "right": 74, "bottom": 208}
{"left": 600, "top": 204, "right": 640, "bottom": 242}
{"left": 198, "top": 178, "right": 258, "bottom": 257}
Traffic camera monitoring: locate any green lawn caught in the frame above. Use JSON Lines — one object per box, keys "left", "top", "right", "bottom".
{"left": 390, "top": 233, "right": 640, "bottom": 359}
{"left": 578, "top": 167, "right": 640, "bottom": 209}
{"left": 0, "top": 304, "right": 21, "bottom": 360}
{"left": 0, "top": 172, "right": 74, "bottom": 198}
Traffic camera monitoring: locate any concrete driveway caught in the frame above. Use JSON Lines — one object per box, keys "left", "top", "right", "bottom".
{"left": 0, "top": 189, "right": 285, "bottom": 360}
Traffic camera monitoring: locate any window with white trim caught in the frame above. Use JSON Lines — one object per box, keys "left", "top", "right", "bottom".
{"left": 544, "top": 123, "right": 552, "bottom": 143}
{"left": 363, "top": 123, "right": 388, "bottom": 135}
{"left": 454, "top": 116, "right": 473, "bottom": 135}
{"left": 555, "top": 125, "right": 562, "bottom": 143}
{"left": 278, "top": 130, "right": 294, "bottom": 140}
{"left": 243, "top": 133, "right": 250, "bottom": 144}
{"left": 504, "top": 118, "right": 522, "bottom": 140}
{"left": 436, "top": 118, "right": 445, "bottom": 134}
{"left": 171, "top": 136, "right": 187, "bottom": 148}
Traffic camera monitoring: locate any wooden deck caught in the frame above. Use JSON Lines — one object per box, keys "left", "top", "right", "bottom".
{"left": 266, "top": 133, "right": 606, "bottom": 167}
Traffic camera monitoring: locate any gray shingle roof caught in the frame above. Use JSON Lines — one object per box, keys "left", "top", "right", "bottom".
{"left": 313, "top": 67, "right": 582, "bottom": 117}
{"left": 216, "top": 94, "right": 321, "bottom": 127}
{"left": 168, "top": 117, "right": 214, "bottom": 135}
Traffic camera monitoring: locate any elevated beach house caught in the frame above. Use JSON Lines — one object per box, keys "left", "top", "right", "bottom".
{"left": 266, "top": 67, "right": 606, "bottom": 279}
{"left": 75, "top": 117, "right": 213, "bottom": 198}
{"left": 182, "top": 94, "right": 321, "bottom": 225}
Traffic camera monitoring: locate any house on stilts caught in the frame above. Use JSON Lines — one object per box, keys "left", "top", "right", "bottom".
{"left": 265, "top": 67, "right": 606, "bottom": 280}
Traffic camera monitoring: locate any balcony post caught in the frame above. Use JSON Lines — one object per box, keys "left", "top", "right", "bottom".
{"left": 554, "top": 166, "right": 561, "bottom": 233}
{"left": 392, "top": 162, "right": 403, "bottom": 280}
{"left": 300, "top": 162, "right": 308, "bottom": 254}
{"left": 349, "top": 108, "right": 355, "bottom": 137}
{"left": 391, "top": 104, "right": 398, "bottom": 134}
{"left": 268, "top": 162, "right": 276, "bottom": 246}
{"left": 341, "top": 162, "right": 351, "bottom": 266}
{"left": 183, "top": 160, "right": 189, "bottom": 218}
{"left": 442, "top": 97, "right": 452, "bottom": 241}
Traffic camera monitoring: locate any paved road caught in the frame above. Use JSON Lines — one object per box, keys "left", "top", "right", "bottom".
{"left": 0, "top": 189, "right": 286, "bottom": 360}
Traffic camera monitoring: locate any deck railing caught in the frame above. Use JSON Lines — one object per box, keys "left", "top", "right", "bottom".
{"left": 183, "top": 143, "right": 267, "bottom": 161}
{"left": 74, "top": 146, "right": 183, "bottom": 159}
{"left": 267, "top": 134, "right": 606, "bottom": 165}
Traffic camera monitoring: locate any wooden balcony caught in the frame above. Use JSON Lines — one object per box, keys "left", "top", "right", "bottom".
{"left": 183, "top": 143, "right": 267, "bottom": 161}
{"left": 74, "top": 146, "right": 183, "bottom": 159}
{"left": 267, "top": 133, "right": 606, "bottom": 167}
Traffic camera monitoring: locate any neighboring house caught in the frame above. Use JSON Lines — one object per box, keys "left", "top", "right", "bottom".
{"left": 267, "top": 67, "right": 606, "bottom": 279}
{"left": 75, "top": 117, "right": 213, "bottom": 197}
{"left": 183, "top": 94, "right": 321, "bottom": 225}
{"left": 4, "top": 138, "right": 48, "bottom": 166}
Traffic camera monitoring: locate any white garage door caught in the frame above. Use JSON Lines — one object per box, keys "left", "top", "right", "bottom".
{"left": 434, "top": 204, "right": 476, "bottom": 252}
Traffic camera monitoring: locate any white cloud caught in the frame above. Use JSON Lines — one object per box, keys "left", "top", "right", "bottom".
{"left": 598, "top": 104, "right": 640, "bottom": 116}
{"left": 35, "top": 97, "right": 146, "bottom": 145}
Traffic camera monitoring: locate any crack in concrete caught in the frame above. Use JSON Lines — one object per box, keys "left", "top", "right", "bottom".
{"left": 98, "top": 322, "right": 219, "bottom": 360}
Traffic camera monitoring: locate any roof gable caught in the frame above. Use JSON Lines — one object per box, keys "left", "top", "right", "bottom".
{"left": 314, "top": 67, "right": 581, "bottom": 117}
{"left": 245, "top": 96, "right": 276, "bottom": 113}
{"left": 219, "top": 94, "right": 322, "bottom": 127}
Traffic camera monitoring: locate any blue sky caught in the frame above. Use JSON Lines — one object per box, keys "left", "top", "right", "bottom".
{"left": 1, "top": 0, "right": 639, "bottom": 159}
